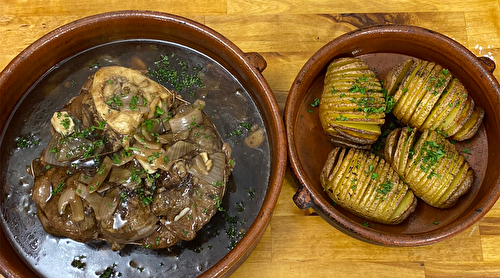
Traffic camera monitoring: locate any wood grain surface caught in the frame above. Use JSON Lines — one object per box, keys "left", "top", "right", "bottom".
{"left": 1, "top": 1, "right": 500, "bottom": 277}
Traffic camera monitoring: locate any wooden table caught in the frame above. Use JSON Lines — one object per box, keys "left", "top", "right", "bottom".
{"left": 1, "top": 1, "right": 500, "bottom": 277}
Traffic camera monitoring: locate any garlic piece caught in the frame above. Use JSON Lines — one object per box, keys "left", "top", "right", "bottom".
{"left": 50, "top": 111, "right": 75, "bottom": 135}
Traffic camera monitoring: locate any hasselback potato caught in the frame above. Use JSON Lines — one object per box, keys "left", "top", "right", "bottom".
{"left": 319, "top": 57, "right": 386, "bottom": 149}
{"left": 320, "top": 147, "right": 417, "bottom": 224}
{"left": 384, "top": 58, "right": 484, "bottom": 141}
{"left": 384, "top": 127, "right": 474, "bottom": 208}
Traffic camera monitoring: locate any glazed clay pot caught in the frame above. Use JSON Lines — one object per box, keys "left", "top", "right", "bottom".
{"left": 285, "top": 25, "right": 500, "bottom": 246}
{"left": 0, "top": 11, "right": 287, "bottom": 277}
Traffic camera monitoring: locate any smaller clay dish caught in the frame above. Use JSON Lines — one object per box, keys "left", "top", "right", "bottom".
{"left": 285, "top": 25, "right": 500, "bottom": 246}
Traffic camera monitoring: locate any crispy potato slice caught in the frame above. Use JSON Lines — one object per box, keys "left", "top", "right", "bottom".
{"left": 387, "top": 58, "right": 484, "bottom": 141}
{"left": 436, "top": 84, "right": 469, "bottom": 135}
{"left": 384, "top": 58, "right": 415, "bottom": 96}
{"left": 421, "top": 78, "right": 459, "bottom": 130}
{"left": 392, "top": 60, "right": 422, "bottom": 109}
{"left": 451, "top": 105, "right": 485, "bottom": 141}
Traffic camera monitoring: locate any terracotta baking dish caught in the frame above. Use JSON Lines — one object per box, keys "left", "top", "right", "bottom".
{"left": 0, "top": 11, "right": 286, "bottom": 277}
{"left": 285, "top": 25, "right": 500, "bottom": 246}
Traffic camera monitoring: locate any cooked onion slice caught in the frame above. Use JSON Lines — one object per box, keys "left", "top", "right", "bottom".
{"left": 87, "top": 156, "right": 113, "bottom": 193}
{"left": 58, "top": 188, "right": 85, "bottom": 222}
{"left": 169, "top": 105, "right": 203, "bottom": 133}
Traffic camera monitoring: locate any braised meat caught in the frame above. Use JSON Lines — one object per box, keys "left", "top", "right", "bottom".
{"left": 31, "top": 66, "right": 234, "bottom": 250}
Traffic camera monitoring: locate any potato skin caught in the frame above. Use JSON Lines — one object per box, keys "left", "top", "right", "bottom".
{"left": 320, "top": 147, "right": 417, "bottom": 225}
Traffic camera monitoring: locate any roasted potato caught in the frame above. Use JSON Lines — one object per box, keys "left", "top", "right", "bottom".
{"left": 320, "top": 147, "right": 417, "bottom": 225}
{"left": 384, "top": 58, "right": 484, "bottom": 140}
{"left": 384, "top": 128, "right": 474, "bottom": 208}
{"left": 319, "top": 57, "right": 386, "bottom": 149}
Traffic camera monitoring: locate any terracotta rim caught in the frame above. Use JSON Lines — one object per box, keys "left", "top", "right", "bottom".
{"left": 285, "top": 24, "right": 500, "bottom": 246}
{"left": 0, "top": 10, "right": 287, "bottom": 277}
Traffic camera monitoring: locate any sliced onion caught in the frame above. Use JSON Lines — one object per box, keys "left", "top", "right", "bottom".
{"left": 108, "top": 167, "right": 131, "bottom": 184}
{"left": 33, "top": 178, "right": 52, "bottom": 205}
{"left": 189, "top": 152, "right": 225, "bottom": 187}
{"left": 58, "top": 188, "right": 85, "bottom": 222}
{"left": 168, "top": 106, "right": 203, "bottom": 133}
{"left": 157, "top": 133, "right": 173, "bottom": 145}
{"left": 96, "top": 182, "right": 111, "bottom": 193}
{"left": 133, "top": 134, "right": 162, "bottom": 150}
{"left": 108, "top": 167, "right": 141, "bottom": 189}
{"left": 41, "top": 134, "right": 70, "bottom": 167}
{"left": 189, "top": 155, "right": 209, "bottom": 176}
{"left": 111, "top": 150, "right": 134, "bottom": 167}
{"left": 76, "top": 183, "right": 103, "bottom": 217}
{"left": 69, "top": 195, "right": 85, "bottom": 222}
{"left": 164, "top": 141, "right": 195, "bottom": 161}
{"left": 134, "top": 214, "right": 159, "bottom": 237}
{"left": 58, "top": 188, "right": 75, "bottom": 215}
{"left": 98, "top": 195, "right": 119, "bottom": 222}
{"left": 173, "top": 129, "right": 190, "bottom": 141}
{"left": 87, "top": 156, "right": 113, "bottom": 193}
{"left": 78, "top": 173, "right": 92, "bottom": 185}
{"left": 174, "top": 207, "right": 190, "bottom": 222}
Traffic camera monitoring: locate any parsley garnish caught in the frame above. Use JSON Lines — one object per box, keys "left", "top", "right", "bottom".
{"left": 51, "top": 181, "right": 65, "bottom": 195}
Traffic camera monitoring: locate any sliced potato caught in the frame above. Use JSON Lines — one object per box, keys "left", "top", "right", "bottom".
{"left": 320, "top": 57, "right": 385, "bottom": 148}
{"left": 392, "top": 60, "right": 422, "bottom": 109}
{"left": 411, "top": 67, "right": 453, "bottom": 128}
{"left": 384, "top": 58, "right": 415, "bottom": 97}
{"left": 421, "top": 78, "right": 460, "bottom": 130}
{"left": 451, "top": 105, "right": 485, "bottom": 141}
{"left": 321, "top": 147, "right": 417, "bottom": 224}
{"left": 387, "top": 58, "right": 484, "bottom": 141}
{"left": 384, "top": 128, "right": 473, "bottom": 208}
{"left": 395, "top": 60, "right": 432, "bottom": 122}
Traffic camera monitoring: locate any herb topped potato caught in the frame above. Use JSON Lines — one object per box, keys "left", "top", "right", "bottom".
{"left": 384, "top": 58, "right": 484, "bottom": 141}
{"left": 319, "top": 57, "right": 391, "bottom": 149}
{"left": 384, "top": 127, "right": 474, "bottom": 208}
{"left": 320, "top": 147, "right": 417, "bottom": 225}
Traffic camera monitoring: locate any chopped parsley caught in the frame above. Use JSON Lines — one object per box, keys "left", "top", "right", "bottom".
{"left": 335, "top": 115, "right": 349, "bottom": 121}
{"left": 148, "top": 53, "right": 204, "bottom": 94}
{"left": 376, "top": 180, "right": 393, "bottom": 195}
{"left": 97, "top": 263, "right": 121, "bottom": 278}
{"left": 15, "top": 134, "right": 40, "bottom": 149}
{"left": 310, "top": 98, "right": 320, "bottom": 107}
{"left": 51, "top": 181, "right": 65, "bottom": 195}
{"left": 419, "top": 140, "right": 445, "bottom": 177}
{"left": 71, "top": 255, "right": 86, "bottom": 269}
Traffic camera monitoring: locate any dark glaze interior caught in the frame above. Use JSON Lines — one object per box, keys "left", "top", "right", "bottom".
{"left": 0, "top": 11, "right": 287, "bottom": 278}
{"left": 286, "top": 25, "right": 500, "bottom": 246}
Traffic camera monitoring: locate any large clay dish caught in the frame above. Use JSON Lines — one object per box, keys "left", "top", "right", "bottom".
{"left": 0, "top": 11, "right": 286, "bottom": 277}
{"left": 285, "top": 25, "right": 500, "bottom": 246}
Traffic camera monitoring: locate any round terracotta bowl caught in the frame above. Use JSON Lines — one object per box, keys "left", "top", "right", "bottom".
{"left": 285, "top": 25, "right": 500, "bottom": 246}
{"left": 0, "top": 11, "right": 286, "bottom": 277}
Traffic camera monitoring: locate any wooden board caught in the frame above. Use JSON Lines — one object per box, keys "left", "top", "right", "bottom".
{"left": 1, "top": 1, "right": 500, "bottom": 277}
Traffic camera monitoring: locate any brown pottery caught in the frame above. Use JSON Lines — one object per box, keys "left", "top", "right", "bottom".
{"left": 285, "top": 25, "right": 500, "bottom": 246}
{"left": 0, "top": 11, "right": 287, "bottom": 277}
